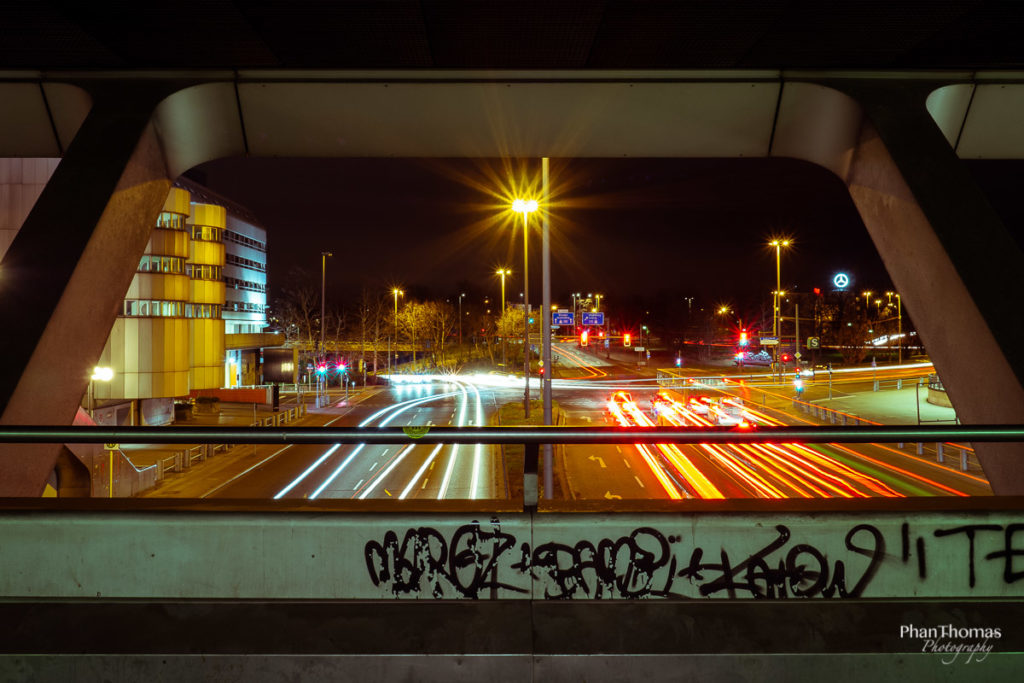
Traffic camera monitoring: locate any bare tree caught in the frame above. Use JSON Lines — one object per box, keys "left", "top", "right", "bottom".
{"left": 274, "top": 268, "right": 320, "bottom": 347}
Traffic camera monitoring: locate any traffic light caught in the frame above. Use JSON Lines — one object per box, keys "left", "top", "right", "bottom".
{"left": 336, "top": 360, "right": 347, "bottom": 373}
{"left": 581, "top": 329, "right": 589, "bottom": 346}
{"left": 623, "top": 333, "right": 632, "bottom": 347}
{"left": 675, "top": 357, "right": 682, "bottom": 367}
{"left": 316, "top": 363, "right": 327, "bottom": 375}
{"left": 739, "top": 329, "right": 748, "bottom": 346}
{"left": 781, "top": 353, "right": 791, "bottom": 363}
{"left": 539, "top": 360, "right": 545, "bottom": 376}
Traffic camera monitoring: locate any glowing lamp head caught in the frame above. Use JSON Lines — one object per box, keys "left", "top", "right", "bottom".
{"left": 91, "top": 366, "right": 114, "bottom": 382}
{"left": 512, "top": 198, "right": 538, "bottom": 215}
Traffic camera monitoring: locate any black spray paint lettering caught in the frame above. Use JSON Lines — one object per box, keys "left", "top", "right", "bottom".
{"left": 364, "top": 522, "right": 526, "bottom": 598}
{"left": 366, "top": 521, "right": 1019, "bottom": 599}
{"left": 935, "top": 523, "right": 1024, "bottom": 587}
{"left": 514, "top": 527, "right": 673, "bottom": 599}
{"left": 679, "top": 524, "right": 885, "bottom": 599}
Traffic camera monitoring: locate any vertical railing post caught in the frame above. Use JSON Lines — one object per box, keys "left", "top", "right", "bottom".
{"left": 524, "top": 442, "right": 539, "bottom": 510}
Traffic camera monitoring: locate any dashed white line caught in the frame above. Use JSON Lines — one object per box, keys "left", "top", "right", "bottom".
{"left": 623, "top": 459, "right": 631, "bottom": 469}
{"left": 634, "top": 475, "right": 645, "bottom": 488}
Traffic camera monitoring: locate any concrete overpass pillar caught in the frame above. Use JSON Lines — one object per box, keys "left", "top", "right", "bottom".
{"left": 0, "top": 86, "right": 175, "bottom": 496}
{"left": 833, "top": 81, "right": 1024, "bottom": 494}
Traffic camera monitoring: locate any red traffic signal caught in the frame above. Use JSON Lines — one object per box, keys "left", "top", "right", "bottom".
{"left": 581, "top": 329, "right": 589, "bottom": 347}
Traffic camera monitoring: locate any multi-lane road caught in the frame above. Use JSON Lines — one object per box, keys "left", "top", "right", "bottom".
{"left": 166, "top": 342, "right": 990, "bottom": 501}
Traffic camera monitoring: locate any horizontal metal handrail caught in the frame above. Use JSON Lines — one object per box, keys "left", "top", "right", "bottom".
{"left": 2, "top": 425, "right": 1023, "bottom": 445}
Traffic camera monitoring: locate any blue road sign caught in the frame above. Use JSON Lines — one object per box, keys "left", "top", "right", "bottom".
{"left": 552, "top": 312, "right": 574, "bottom": 326}
{"left": 582, "top": 312, "right": 605, "bottom": 326}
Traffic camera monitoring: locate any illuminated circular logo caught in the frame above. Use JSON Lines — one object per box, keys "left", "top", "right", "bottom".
{"left": 833, "top": 273, "right": 850, "bottom": 289}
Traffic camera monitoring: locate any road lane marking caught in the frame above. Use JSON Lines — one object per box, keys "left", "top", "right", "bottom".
{"left": 358, "top": 444, "right": 415, "bottom": 499}
{"left": 400, "top": 443, "right": 443, "bottom": 500}
{"left": 421, "top": 478, "right": 429, "bottom": 489}
{"left": 634, "top": 475, "right": 645, "bottom": 488}
{"left": 205, "top": 444, "right": 294, "bottom": 498}
{"left": 623, "top": 459, "right": 631, "bottom": 469}
{"left": 616, "top": 446, "right": 623, "bottom": 453}
{"left": 355, "top": 479, "right": 364, "bottom": 489}
{"left": 272, "top": 444, "right": 340, "bottom": 499}
{"left": 308, "top": 445, "right": 366, "bottom": 499}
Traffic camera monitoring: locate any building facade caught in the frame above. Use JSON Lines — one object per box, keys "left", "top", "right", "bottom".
{"left": 1, "top": 161, "right": 273, "bottom": 425}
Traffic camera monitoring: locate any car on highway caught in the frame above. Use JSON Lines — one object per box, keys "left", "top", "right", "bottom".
{"left": 688, "top": 396, "right": 712, "bottom": 415}
{"left": 710, "top": 400, "right": 746, "bottom": 427}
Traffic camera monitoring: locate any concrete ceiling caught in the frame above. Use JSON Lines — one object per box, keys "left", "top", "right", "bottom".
{"left": 2, "top": 1, "right": 1024, "bottom": 70}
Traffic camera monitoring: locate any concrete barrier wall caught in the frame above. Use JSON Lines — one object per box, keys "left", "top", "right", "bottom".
{"left": 1, "top": 509, "right": 1021, "bottom": 601}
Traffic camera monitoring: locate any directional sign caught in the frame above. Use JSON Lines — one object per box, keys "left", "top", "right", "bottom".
{"left": 760, "top": 337, "right": 779, "bottom": 346}
{"left": 807, "top": 337, "right": 820, "bottom": 349}
{"left": 581, "top": 312, "right": 605, "bottom": 326}
{"left": 552, "top": 312, "right": 574, "bottom": 326}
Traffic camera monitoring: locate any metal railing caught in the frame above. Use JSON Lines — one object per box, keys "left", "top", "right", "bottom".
{"left": 4, "top": 425, "right": 1021, "bottom": 507}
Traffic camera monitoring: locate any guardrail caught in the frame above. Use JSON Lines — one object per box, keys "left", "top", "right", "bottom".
{"left": 790, "top": 397, "right": 976, "bottom": 471}
{"left": 249, "top": 404, "right": 307, "bottom": 427}
{"left": 5, "top": 425, "right": 1019, "bottom": 507}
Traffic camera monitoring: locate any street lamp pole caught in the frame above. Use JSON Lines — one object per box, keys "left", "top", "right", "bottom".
{"left": 459, "top": 292, "right": 465, "bottom": 348}
{"left": 497, "top": 270, "right": 509, "bottom": 368}
{"left": 770, "top": 239, "right": 790, "bottom": 381}
{"left": 513, "top": 197, "right": 538, "bottom": 417}
{"left": 540, "top": 157, "right": 553, "bottom": 499}
{"left": 887, "top": 292, "right": 903, "bottom": 364}
{"left": 392, "top": 288, "right": 402, "bottom": 375}
{"left": 320, "top": 251, "right": 332, "bottom": 406}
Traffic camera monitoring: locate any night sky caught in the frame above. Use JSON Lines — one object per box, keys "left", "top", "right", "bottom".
{"left": 193, "top": 155, "right": 900, "bottom": 319}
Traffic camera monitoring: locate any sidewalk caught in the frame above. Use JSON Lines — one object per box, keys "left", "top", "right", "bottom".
{"left": 808, "top": 386, "right": 957, "bottom": 425}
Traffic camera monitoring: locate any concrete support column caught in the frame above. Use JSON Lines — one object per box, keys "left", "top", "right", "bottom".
{"left": 0, "top": 86, "right": 175, "bottom": 496}
{"left": 835, "top": 81, "right": 1024, "bottom": 494}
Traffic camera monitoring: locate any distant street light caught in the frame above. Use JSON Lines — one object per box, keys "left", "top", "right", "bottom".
{"left": 497, "top": 268, "right": 511, "bottom": 368}
{"left": 513, "top": 197, "right": 538, "bottom": 417}
{"left": 88, "top": 366, "right": 114, "bottom": 419}
{"left": 458, "top": 292, "right": 466, "bottom": 347}
{"left": 769, "top": 238, "right": 791, "bottom": 378}
{"left": 391, "top": 287, "right": 403, "bottom": 375}
{"left": 319, "top": 251, "right": 332, "bottom": 407}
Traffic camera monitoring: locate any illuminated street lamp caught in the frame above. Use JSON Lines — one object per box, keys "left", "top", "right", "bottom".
{"left": 886, "top": 291, "right": 903, "bottom": 363}
{"left": 390, "top": 287, "right": 403, "bottom": 375}
{"left": 594, "top": 294, "right": 603, "bottom": 312}
{"left": 497, "top": 269, "right": 511, "bottom": 368}
{"left": 458, "top": 292, "right": 466, "bottom": 347}
{"left": 769, "top": 238, "right": 791, "bottom": 379}
{"left": 769, "top": 239, "right": 791, "bottom": 339}
{"left": 88, "top": 366, "right": 114, "bottom": 419}
{"left": 319, "top": 252, "right": 331, "bottom": 405}
{"left": 513, "top": 197, "right": 538, "bottom": 417}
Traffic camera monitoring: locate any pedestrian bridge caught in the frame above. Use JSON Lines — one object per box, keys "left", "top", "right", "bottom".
{"left": 1, "top": 425, "right": 1022, "bottom": 679}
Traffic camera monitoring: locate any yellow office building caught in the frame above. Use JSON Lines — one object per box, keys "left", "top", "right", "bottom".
{"left": 93, "top": 188, "right": 227, "bottom": 423}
